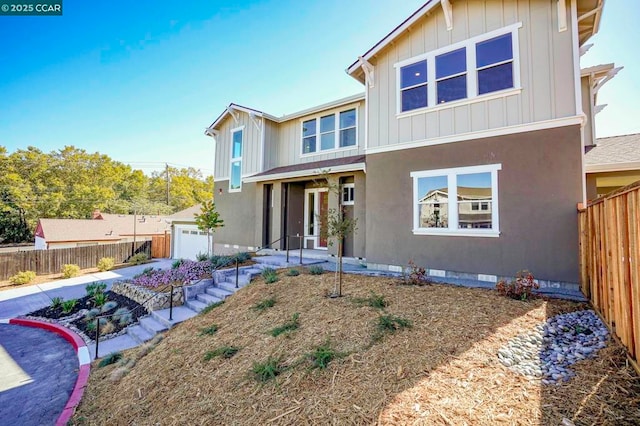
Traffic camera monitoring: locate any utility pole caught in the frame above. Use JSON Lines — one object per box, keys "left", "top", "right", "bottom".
{"left": 165, "top": 163, "right": 170, "bottom": 205}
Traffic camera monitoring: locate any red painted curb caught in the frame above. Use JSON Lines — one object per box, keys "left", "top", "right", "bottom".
{"left": 7, "top": 318, "right": 91, "bottom": 426}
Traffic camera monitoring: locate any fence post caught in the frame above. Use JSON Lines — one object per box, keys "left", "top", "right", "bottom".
{"left": 169, "top": 285, "right": 174, "bottom": 321}
{"left": 95, "top": 318, "right": 100, "bottom": 358}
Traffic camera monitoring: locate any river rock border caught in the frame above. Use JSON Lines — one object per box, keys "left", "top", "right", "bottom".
{"left": 497, "top": 309, "right": 608, "bottom": 384}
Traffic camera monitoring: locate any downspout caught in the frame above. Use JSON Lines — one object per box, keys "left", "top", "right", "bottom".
{"left": 570, "top": 0, "right": 587, "bottom": 205}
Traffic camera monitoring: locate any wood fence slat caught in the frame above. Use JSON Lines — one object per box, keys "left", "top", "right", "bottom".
{"left": 580, "top": 180, "right": 640, "bottom": 373}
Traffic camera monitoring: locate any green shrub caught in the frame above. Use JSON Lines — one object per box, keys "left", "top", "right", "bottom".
{"left": 199, "top": 324, "right": 219, "bottom": 336}
{"left": 252, "top": 297, "right": 276, "bottom": 311}
{"left": 84, "top": 308, "right": 101, "bottom": 321}
{"left": 308, "top": 265, "right": 324, "bottom": 275}
{"left": 307, "top": 342, "right": 337, "bottom": 370}
{"left": 286, "top": 268, "right": 300, "bottom": 277}
{"left": 98, "top": 351, "right": 123, "bottom": 368}
{"left": 172, "top": 259, "right": 184, "bottom": 269}
{"left": 210, "top": 255, "right": 233, "bottom": 269}
{"left": 85, "top": 282, "right": 107, "bottom": 297}
{"left": 196, "top": 252, "right": 209, "bottom": 262}
{"left": 112, "top": 308, "right": 133, "bottom": 326}
{"left": 233, "top": 252, "right": 251, "bottom": 263}
{"left": 61, "top": 264, "right": 81, "bottom": 278}
{"left": 9, "top": 270, "right": 36, "bottom": 285}
{"left": 353, "top": 292, "right": 388, "bottom": 309}
{"left": 50, "top": 297, "right": 63, "bottom": 309}
{"left": 269, "top": 313, "right": 300, "bottom": 337}
{"left": 251, "top": 356, "right": 285, "bottom": 383}
{"left": 61, "top": 299, "right": 78, "bottom": 314}
{"left": 93, "top": 292, "right": 108, "bottom": 308}
{"left": 100, "top": 300, "right": 118, "bottom": 313}
{"left": 96, "top": 257, "right": 115, "bottom": 272}
{"left": 204, "top": 346, "right": 240, "bottom": 361}
{"left": 128, "top": 253, "right": 148, "bottom": 265}
{"left": 86, "top": 317, "right": 108, "bottom": 332}
{"left": 376, "top": 315, "right": 412, "bottom": 333}
{"left": 200, "top": 300, "right": 224, "bottom": 315}
{"left": 261, "top": 267, "right": 278, "bottom": 284}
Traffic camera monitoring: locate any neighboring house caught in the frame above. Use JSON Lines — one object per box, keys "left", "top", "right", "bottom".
{"left": 34, "top": 210, "right": 172, "bottom": 249}
{"left": 167, "top": 204, "right": 211, "bottom": 260}
{"left": 585, "top": 133, "right": 640, "bottom": 200}
{"left": 204, "top": 0, "right": 612, "bottom": 286}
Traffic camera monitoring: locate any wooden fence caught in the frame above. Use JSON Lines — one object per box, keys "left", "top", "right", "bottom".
{"left": 579, "top": 180, "right": 640, "bottom": 371}
{"left": 0, "top": 241, "right": 151, "bottom": 280}
{"left": 151, "top": 233, "right": 171, "bottom": 258}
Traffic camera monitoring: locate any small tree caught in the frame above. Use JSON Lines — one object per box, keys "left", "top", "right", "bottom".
{"left": 317, "top": 173, "right": 358, "bottom": 297}
{"left": 194, "top": 200, "right": 224, "bottom": 256}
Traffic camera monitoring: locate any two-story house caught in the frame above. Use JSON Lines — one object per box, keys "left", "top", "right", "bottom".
{"left": 204, "top": 0, "right": 611, "bottom": 287}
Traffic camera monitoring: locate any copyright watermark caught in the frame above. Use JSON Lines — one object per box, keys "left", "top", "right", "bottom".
{"left": 0, "top": 1, "right": 62, "bottom": 15}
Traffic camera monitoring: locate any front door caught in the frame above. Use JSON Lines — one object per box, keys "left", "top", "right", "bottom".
{"left": 304, "top": 188, "right": 328, "bottom": 249}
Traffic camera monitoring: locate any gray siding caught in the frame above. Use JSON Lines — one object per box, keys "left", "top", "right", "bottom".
{"left": 214, "top": 111, "right": 263, "bottom": 180}
{"left": 365, "top": 125, "right": 582, "bottom": 283}
{"left": 368, "top": 0, "right": 578, "bottom": 150}
{"left": 211, "top": 180, "right": 257, "bottom": 247}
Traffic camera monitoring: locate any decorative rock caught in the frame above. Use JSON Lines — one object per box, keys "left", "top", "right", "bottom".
{"left": 496, "top": 310, "right": 608, "bottom": 384}
{"left": 111, "top": 281, "right": 184, "bottom": 311}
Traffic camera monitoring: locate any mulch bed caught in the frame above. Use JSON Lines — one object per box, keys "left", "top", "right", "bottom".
{"left": 28, "top": 291, "right": 148, "bottom": 340}
{"left": 74, "top": 273, "right": 640, "bottom": 425}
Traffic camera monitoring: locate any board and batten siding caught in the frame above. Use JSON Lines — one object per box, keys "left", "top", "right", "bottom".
{"left": 214, "top": 111, "right": 264, "bottom": 180}
{"left": 367, "top": 0, "right": 577, "bottom": 150}
{"left": 268, "top": 101, "right": 366, "bottom": 169}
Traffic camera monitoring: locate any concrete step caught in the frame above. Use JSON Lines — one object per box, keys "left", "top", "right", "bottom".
{"left": 91, "top": 334, "right": 139, "bottom": 360}
{"left": 151, "top": 306, "right": 199, "bottom": 328}
{"left": 206, "top": 287, "right": 235, "bottom": 300}
{"left": 127, "top": 324, "right": 154, "bottom": 345}
{"left": 139, "top": 316, "right": 168, "bottom": 335}
{"left": 217, "top": 281, "right": 246, "bottom": 293}
{"left": 196, "top": 293, "right": 222, "bottom": 305}
{"left": 185, "top": 299, "right": 208, "bottom": 313}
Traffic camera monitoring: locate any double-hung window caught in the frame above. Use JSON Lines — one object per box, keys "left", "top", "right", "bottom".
{"left": 229, "top": 127, "right": 243, "bottom": 192}
{"left": 302, "top": 108, "right": 357, "bottom": 154}
{"left": 396, "top": 23, "right": 520, "bottom": 114}
{"left": 411, "top": 164, "right": 501, "bottom": 237}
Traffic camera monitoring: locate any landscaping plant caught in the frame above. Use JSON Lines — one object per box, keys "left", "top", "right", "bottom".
{"left": 404, "top": 259, "right": 431, "bottom": 285}
{"left": 496, "top": 270, "right": 540, "bottom": 301}
{"left": 252, "top": 297, "right": 276, "bottom": 311}
{"left": 61, "top": 264, "right": 80, "bottom": 278}
{"left": 261, "top": 267, "right": 278, "bottom": 284}
{"left": 194, "top": 199, "right": 224, "bottom": 256}
{"left": 86, "top": 282, "right": 107, "bottom": 297}
{"left": 98, "top": 351, "right": 123, "bottom": 368}
{"left": 9, "top": 270, "right": 36, "bottom": 285}
{"left": 128, "top": 253, "right": 148, "bottom": 265}
{"left": 308, "top": 265, "right": 324, "bottom": 276}
{"left": 96, "top": 257, "right": 115, "bottom": 272}
{"left": 286, "top": 268, "right": 300, "bottom": 277}
{"left": 132, "top": 260, "right": 212, "bottom": 289}
{"left": 112, "top": 308, "right": 133, "bottom": 326}
{"left": 196, "top": 252, "right": 209, "bottom": 261}
{"left": 200, "top": 324, "right": 219, "bottom": 336}
{"left": 50, "top": 297, "right": 63, "bottom": 309}
{"left": 251, "top": 356, "right": 285, "bottom": 383}
{"left": 93, "top": 291, "right": 108, "bottom": 308}
{"left": 269, "top": 312, "right": 300, "bottom": 337}
{"left": 307, "top": 341, "right": 338, "bottom": 370}
{"left": 200, "top": 300, "right": 225, "bottom": 315}
{"left": 204, "top": 346, "right": 240, "bottom": 361}
{"left": 61, "top": 299, "right": 78, "bottom": 314}
{"left": 100, "top": 300, "right": 118, "bottom": 313}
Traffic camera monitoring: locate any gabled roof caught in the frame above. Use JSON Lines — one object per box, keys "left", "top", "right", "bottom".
{"left": 347, "top": 0, "right": 605, "bottom": 83}
{"left": 169, "top": 204, "right": 203, "bottom": 220}
{"left": 420, "top": 187, "right": 492, "bottom": 202}
{"left": 585, "top": 133, "right": 640, "bottom": 172}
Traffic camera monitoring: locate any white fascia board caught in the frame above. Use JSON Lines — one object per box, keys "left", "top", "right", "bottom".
{"left": 243, "top": 163, "right": 366, "bottom": 183}
{"left": 276, "top": 93, "right": 365, "bottom": 123}
{"left": 366, "top": 116, "right": 583, "bottom": 155}
{"left": 346, "top": 0, "right": 442, "bottom": 75}
{"left": 580, "top": 63, "right": 614, "bottom": 76}
{"left": 585, "top": 161, "right": 640, "bottom": 173}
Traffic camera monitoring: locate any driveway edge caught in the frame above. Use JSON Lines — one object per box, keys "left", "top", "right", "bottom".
{"left": 6, "top": 318, "right": 91, "bottom": 426}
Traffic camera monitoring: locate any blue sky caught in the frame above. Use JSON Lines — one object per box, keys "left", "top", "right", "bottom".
{"left": 0, "top": 1, "right": 637, "bottom": 176}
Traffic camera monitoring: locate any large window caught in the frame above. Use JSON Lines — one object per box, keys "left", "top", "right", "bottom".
{"left": 302, "top": 107, "right": 357, "bottom": 155}
{"left": 229, "top": 127, "right": 243, "bottom": 192}
{"left": 411, "top": 164, "right": 501, "bottom": 237}
{"left": 397, "top": 23, "right": 520, "bottom": 114}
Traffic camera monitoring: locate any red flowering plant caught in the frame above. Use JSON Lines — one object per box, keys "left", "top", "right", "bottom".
{"left": 496, "top": 270, "right": 539, "bottom": 300}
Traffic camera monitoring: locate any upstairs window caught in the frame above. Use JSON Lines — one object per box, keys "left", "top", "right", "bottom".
{"left": 229, "top": 127, "right": 243, "bottom": 192}
{"left": 301, "top": 107, "right": 358, "bottom": 155}
{"left": 396, "top": 23, "right": 520, "bottom": 114}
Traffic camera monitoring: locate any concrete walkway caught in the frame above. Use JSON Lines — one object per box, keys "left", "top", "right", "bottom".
{"left": 0, "top": 259, "right": 174, "bottom": 320}
{"left": 0, "top": 324, "right": 77, "bottom": 426}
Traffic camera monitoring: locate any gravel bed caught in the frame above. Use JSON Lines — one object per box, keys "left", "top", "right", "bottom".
{"left": 497, "top": 309, "right": 608, "bottom": 384}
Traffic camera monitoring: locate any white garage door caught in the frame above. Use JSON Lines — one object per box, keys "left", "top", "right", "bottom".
{"left": 173, "top": 225, "right": 209, "bottom": 260}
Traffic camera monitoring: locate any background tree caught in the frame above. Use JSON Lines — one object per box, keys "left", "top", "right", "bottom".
{"left": 194, "top": 200, "right": 224, "bottom": 256}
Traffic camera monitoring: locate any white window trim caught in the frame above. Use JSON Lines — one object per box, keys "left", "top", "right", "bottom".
{"left": 300, "top": 106, "right": 359, "bottom": 157}
{"left": 341, "top": 183, "right": 355, "bottom": 206}
{"left": 229, "top": 125, "right": 244, "bottom": 193}
{"left": 410, "top": 164, "right": 502, "bottom": 237}
{"left": 395, "top": 22, "right": 522, "bottom": 116}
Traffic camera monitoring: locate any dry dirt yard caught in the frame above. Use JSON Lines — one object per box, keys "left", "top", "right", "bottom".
{"left": 73, "top": 271, "right": 640, "bottom": 425}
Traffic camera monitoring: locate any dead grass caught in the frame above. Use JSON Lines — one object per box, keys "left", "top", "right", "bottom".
{"left": 73, "top": 273, "right": 640, "bottom": 425}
